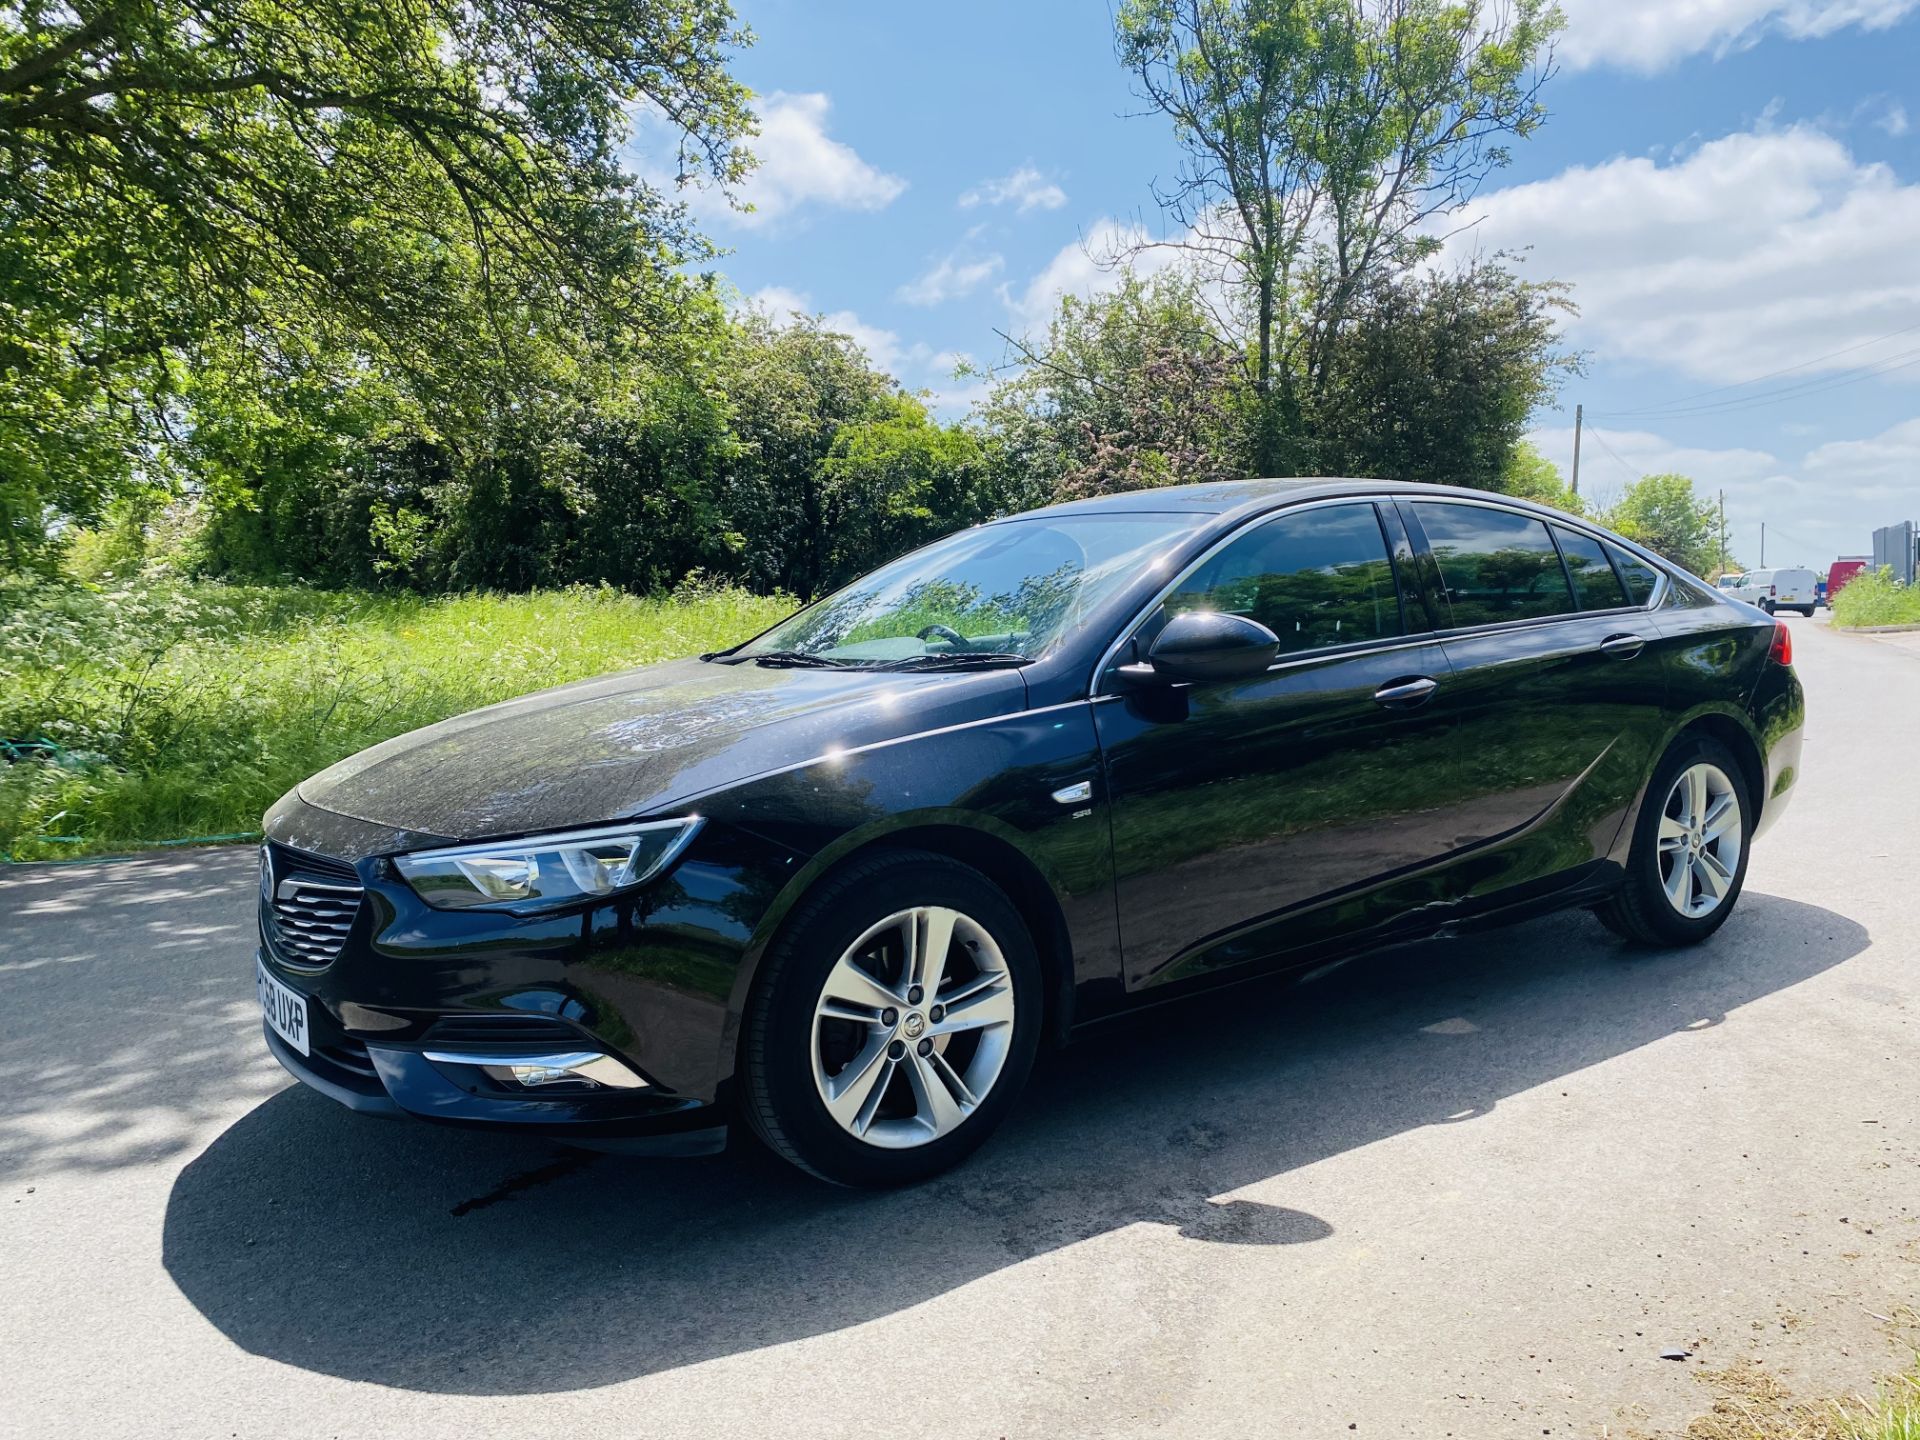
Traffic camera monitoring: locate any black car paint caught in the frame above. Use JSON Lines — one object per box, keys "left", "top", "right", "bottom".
{"left": 258, "top": 479, "right": 1804, "bottom": 1148}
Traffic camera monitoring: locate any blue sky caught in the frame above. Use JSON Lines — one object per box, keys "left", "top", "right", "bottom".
{"left": 644, "top": 0, "right": 1920, "bottom": 569}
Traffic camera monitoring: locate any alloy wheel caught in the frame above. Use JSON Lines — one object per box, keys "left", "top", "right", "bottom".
{"left": 809, "top": 905, "right": 1016, "bottom": 1149}
{"left": 1657, "top": 761, "right": 1743, "bottom": 919}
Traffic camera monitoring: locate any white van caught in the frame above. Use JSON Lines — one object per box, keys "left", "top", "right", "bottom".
{"left": 1740, "top": 567, "right": 1817, "bottom": 616}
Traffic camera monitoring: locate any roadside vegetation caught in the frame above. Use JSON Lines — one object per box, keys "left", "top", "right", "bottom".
{"left": 1684, "top": 1356, "right": 1919, "bottom": 1440}
{"left": 1830, "top": 569, "right": 1920, "bottom": 629}
{"left": 0, "top": 579, "right": 790, "bottom": 860}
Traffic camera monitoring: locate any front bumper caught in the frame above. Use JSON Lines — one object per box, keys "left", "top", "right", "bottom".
{"left": 259, "top": 968, "right": 729, "bottom": 1155}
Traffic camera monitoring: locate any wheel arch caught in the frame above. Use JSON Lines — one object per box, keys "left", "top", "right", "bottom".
{"left": 719, "top": 817, "right": 1077, "bottom": 1091}
{"left": 1670, "top": 709, "right": 1768, "bottom": 827}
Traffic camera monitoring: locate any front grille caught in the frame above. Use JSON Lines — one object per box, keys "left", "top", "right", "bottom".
{"left": 423, "top": 1015, "right": 584, "bottom": 1046}
{"left": 263, "top": 843, "right": 363, "bottom": 969}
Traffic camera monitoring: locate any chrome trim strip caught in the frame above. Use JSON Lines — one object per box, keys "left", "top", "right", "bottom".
{"left": 421, "top": 1049, "right": 650, "bottom": 1089}
{"left": 1050, "top": 781, "right": 1094, "bottom": 804}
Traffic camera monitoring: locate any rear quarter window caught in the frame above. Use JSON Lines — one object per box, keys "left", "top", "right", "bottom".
{"left": 1605, "top": 544, "right": 1660, "bottom": 606}
{"left": 1552, "top": 526, "right": 1629, "bottom": 610}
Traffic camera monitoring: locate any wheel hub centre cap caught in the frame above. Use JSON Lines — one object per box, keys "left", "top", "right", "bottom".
{"left": 902, "top": 1012, "right": 926, "bottom": 1040}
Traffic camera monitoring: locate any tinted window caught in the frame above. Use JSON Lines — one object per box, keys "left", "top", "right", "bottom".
{"left": 1605, "top": 543, "right": 1659, "bottom": 605}
{"left": 1553, "top": 526, "right": 1629, "bottom": 610}
{"left": 1168, "top": 503, "right": 1403, "bottom": 655}
{"left": 1414, "top": 502, "right": 1574, "bottom": 626}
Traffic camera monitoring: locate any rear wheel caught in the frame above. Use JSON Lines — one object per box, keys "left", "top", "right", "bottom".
{"left": 741, "top": 850, "right": 1042, "bottom": 1186}
{"left": 1595, "top": 737, "right": 1752, "bottom": 946}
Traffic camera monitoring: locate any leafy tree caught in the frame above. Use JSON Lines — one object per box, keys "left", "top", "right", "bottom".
{"left": 1495, "top": 439, "right": 1581, "bottom": 514}
{"left": 717, "top": 310, "right": 898, "bottom": 595}
{"left": 818, "top": 397, "right": 1001, "bottom": 587}
{"left": 1601, "top": 473, "right": 1719, "bottom": 576}
{"left": 984, "top": 272, "right": 1251, "bottom": 499}
{"left": 0, "top": 0, "right": 755, "bottom": 568}
{"left": 1113, "top": 0, "right": 1561, "bottom": 470}
{"left": 1305, "top": 261, "right": 1577, "bottom": 489}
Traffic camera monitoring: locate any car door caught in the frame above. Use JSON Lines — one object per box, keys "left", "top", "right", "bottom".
{"left": 1093, "top": 498, "right": 1459, "bottom": 992}
{"left": 1398, "top": 499, "right": 1670, "bottom": 903}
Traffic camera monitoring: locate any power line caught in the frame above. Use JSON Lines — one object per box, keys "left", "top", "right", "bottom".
{"left": 1590, "top": 345, "right": 1920, "bottom": 421}
{"left": 1589, "top": 318, "right": 1920, "bottom": 419}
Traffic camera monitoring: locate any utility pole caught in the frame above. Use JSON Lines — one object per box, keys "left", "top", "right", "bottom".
{"left": 1719, "top": 490, "right": 1726, "bottom": 574}
{"left": 1760, "top": 522, "right": 1766, "bottom": 567}
{"left": 1570, "top": 404, "right": 1583, "bottom": 498}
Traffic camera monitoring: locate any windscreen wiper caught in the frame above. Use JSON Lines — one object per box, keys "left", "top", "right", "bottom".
{"left": 745, "top": 650, "right": 853, "bottom": 669}
{"left": 876, "top": 652, "right": 1030, "bottom": 671}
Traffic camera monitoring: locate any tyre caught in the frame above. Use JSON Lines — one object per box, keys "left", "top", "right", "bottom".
{"left": 1799, "top": 607, "right": 1815, "bottom": 617}
{"left": 1760, "top": 599, "right": 1775, "bottom": 614}
{"left": 741, "top": 850, "right": 1043, "bottom": 1186}
{"left": 1595, "top": 736, "right": 1752, "bottom": 946}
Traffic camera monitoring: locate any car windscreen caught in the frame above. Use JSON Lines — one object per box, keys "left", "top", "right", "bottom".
{"left": 733, "top": 513, "right": 1205, "bottom": 666}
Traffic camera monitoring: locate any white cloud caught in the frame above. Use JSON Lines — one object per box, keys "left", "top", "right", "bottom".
{"left": 1874, "top": 100, "right": 1911, "bottom": 136}
{"left": 746, "top": 285, "right": 928, "bottom": 377}
{"left": 1558, "top": 0, "right": 1920, "bottom": 72}
{"left": 959, "top": 165, "right": 1068, "bottom": 214}
{"left": 896, "top": 246, "right": 1005, "bottom": 307}
{"left": 711, "top": 92, "right": 905, "bottom": 227}
{"left": 998, "top": 219, "right": 1182, "bottom": 338}
{"left": 1457, "top": 124, "right": 1920, "bottom": 386}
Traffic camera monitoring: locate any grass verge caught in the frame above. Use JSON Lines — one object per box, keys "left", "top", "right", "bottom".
{"left": 1684, "top": 1356, "right": 1919, "bottom": 1439}
{"left": 1831, "top": 568, "right": 1920, "bottom": 629}
{"left": 0, "top": 577, "right": 792, "bottom": 860}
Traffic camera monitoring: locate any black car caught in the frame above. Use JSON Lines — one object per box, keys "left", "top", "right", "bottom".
{"left": 255, "top": 479, "right": 1804, "bottom": 1186}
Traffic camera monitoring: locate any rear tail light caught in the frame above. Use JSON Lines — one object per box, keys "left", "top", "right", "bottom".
{"left": 1769, "top": 584, "right": 1777, "bottom": 596}
{"left": 1769, "top": 620, "right": 1792, "bottom": 667}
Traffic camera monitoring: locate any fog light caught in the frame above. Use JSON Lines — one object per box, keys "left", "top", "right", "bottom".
{"left": 422, "top": 1048, "right": 649, "bottom": 1090}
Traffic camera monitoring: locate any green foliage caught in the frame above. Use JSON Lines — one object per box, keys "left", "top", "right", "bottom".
{"left": 1494, "top": 440, "right": 1583, "bottom": 514}
{"left": 1305, "top": 262, "right": 1578, "bottom": 488}
{"left": 1830, "top": 567, "right": 1920, "bottom": 628}
{"left": 818, "top": 397, "right": 1004, "bottom": 587}
{"left": 1114, "top": 0, "right": 1563, "bottom": 470}
{"left": 984, "top": 271, "right": 1252, "bottom": 497}
{"left": 0, "top": 577, "right": 791, "bottom": 858}
{"left": 0, "top": 0, "right": 754, "bottom": 571}
{"left": 1599, "top": 472, "right": 1721, "bottom": 577}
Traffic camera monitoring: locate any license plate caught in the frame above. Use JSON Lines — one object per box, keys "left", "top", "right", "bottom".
{"left": 257, "top": 958, "right": 310, "bottom": 1056}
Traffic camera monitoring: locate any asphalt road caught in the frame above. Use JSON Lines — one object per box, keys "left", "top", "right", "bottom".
{"left": 3, "top": 615, "right": 1915, "bottom": 1440}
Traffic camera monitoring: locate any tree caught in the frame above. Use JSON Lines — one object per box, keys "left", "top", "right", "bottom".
{"left": 1305, "top": 261, "right": 1577, "bottom": 489}
{"left": 1113, "top": 0, "right": 1561, "bottom": 470}
{"left": 717, "top": 310, "right": 899, "bottom": 596}
{"left": 818, "top": 397, "right": 1002, "bottom": 587}
{"left": 0, "top": 0, "right": 754, "bottom": 568}
{"left": 1494, "top": 439, "right": 1581, "bottom": 514}
{"left": 1602, "top": 473, "right": 1719, "bottom": 576}
{"left": 983, "top": 272, "right": 1251, "bottom": 500}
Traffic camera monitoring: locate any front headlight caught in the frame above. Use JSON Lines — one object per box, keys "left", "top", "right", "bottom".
{"left": 393, "top": 818, "right": 703, "bottom": 912}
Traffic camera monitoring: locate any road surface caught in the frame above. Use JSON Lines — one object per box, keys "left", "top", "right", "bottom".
{"left": 2, "top": 614, "right": 1914, "bottom": 1439}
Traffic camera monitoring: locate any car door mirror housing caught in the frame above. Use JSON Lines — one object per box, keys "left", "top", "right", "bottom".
{"left": 1130, "top": 610, "right": 1282, "bottom": 685}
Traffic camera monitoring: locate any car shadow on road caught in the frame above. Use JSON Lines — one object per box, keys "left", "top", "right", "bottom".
{"left": 162, "top": 891, "right": 1864, "bottom": 1395}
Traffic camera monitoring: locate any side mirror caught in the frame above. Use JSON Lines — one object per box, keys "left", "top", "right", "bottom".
{"left": 1116, "top": 610, "right": 1281, "bottom": 686}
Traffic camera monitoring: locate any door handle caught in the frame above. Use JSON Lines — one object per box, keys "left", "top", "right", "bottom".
{"left": 1373, "top": 676, "right": 1439, "bottom": 708}
{"left": 1598, "top": 633, "right": 1647, "bottom": 659}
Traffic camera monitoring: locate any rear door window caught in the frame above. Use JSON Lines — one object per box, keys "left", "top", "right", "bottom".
{"left": 1552, "top": 526, "right": 1629, "bottom": 611}
{"left": 1167, "top": 502, "right": 1405, "bottom": 656}
{"left": 1413, "top": 502, "right": 1575, "bottom": 627}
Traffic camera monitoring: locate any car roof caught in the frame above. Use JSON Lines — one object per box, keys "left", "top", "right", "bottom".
{"left": 1015, "top": 476, "right": 1577, "bottom": 525}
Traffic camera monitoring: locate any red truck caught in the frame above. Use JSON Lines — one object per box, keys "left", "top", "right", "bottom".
{"left": 1827, "top": 557, "right": 1869, "bottom": 605}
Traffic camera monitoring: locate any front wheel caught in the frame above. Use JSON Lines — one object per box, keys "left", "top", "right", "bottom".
{"left": 741, "top": 850, "right": 1042, "bottom": 1186}
{"left": 1595, "top": 737, "right": 1752, "bottom": 946}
